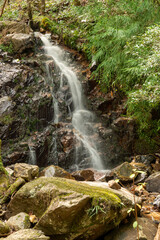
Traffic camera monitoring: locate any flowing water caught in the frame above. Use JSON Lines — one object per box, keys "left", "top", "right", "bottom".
{"left": 39, "top": 34, "right": 104, "bottom": 170}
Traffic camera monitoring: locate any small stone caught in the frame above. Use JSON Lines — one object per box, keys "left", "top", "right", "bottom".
{"left": 108, "top": 180, "right": 121, "bottom": 190}
{"left": 7, "top": 212, "right": 30, "bottom": 231}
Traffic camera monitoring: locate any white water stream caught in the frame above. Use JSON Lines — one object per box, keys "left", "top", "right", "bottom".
{"left": 40, "top": 34, "right": 104, "bottom": 170}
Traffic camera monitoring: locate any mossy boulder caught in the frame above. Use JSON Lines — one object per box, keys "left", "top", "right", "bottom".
{"left": 0, "top": 220, "right": 10, "bottom": 236}
{"left": 113, "top": 162, "right": 137, "bottom": 182}
{"left": 7, "top": 177, "right": 141, "bottom": 240}
{"left": 6, "top": 212, "right": 31, "bottom": 231}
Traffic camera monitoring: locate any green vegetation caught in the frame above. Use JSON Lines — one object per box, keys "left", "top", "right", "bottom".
{"left": 0, "top": 114, "right": 13, "bottom": 125}
{"left": 0, "top": 43, "right": 13, "bottom": 53}
{"left": 1, "top": 0, "right": 160, "bottom": 146}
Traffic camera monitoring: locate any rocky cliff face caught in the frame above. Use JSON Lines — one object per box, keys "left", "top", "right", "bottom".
{"left": 0, "top": 21, "right": 136, "bottom": 171}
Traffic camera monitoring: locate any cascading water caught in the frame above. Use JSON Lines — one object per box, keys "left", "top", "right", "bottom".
{"left": 28, "top": 144, "right": 37, "bottom": 165}
{"left": 40, "top": 34, "right": 104, "bottom": 170}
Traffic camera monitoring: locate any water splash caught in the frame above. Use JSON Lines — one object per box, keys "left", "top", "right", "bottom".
{"left": 39, "top": 34, "right": 104, "bottom": 170}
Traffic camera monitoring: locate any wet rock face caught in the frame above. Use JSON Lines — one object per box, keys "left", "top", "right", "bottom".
{"left": 0, "top": 30, "right": 137, "bottom": 171}
{"left": 0, "top": 56, "right": 54, "bottom": 166}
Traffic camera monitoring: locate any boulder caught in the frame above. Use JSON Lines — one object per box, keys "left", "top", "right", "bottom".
{"left": 71, "top": 168, "right": 95, "bottom": 181}
{"left": 6, "top": 177, "right": 141, "bottom": 240}
{"left": 14, "top": 163, "right": 39, "bottom": 181}
{"left": 39, "top": 165, "right": 74, "bottom": 179}
{"left": 3, "top": 33, "right": 35, "bottom": 53}
{"left": 0, "top": 220, "right": 10, "bottom": 236}
{"left": 0, "top": 21, "right": 32, "bottom": 35}
{"left": 104, "top": 217, "right": 157, "bottom": 240}
{"left": 113, "top": 162, "right": 137, "bottom": 182}
{"left": 154, "top": 223, "right": 160, "bottom": 240}
{"left": 146, "top": 172, "right": 160, "bottom": 192}
{"left": 0, "top": 229, "right": 49, "bottom": 240}
{"left": 7, "top": 212, "right": 30, "bottom": 231}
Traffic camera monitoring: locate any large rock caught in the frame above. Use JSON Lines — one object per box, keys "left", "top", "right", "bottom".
{"left": 146, "top": 172, "right": 160, "bottom": 192}
{"left": 7, "top": 177, "right": 141, "bottom": 240}
{"left": 3, "top": 33, "right": 35, "bottom": 53}
{"left": 7, "top": 212, "right": 30, "bottom": 231}
{"left": 14, "top": 163, "right": 39, "bottom": 181}
{"left": 0, "top": 21, "right": 32, "bottom": 35}
{"left": 0, "top": 229, "right": 49, "bottom": 240}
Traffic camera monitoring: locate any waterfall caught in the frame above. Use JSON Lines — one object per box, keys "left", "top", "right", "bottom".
{"left": 28, "top": 144, "right": 37, "bottom": 165}
{"left": 39, "top": 34, "right": 104, "bottom": 170}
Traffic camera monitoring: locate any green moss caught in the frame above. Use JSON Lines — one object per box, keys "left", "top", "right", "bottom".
{"left": 0, "top": 114, "right": 13, "bottom": 125}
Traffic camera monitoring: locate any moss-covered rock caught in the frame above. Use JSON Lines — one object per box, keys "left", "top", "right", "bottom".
{"left": 0, "top": 220, "right": 10, "bottom": 236}
{"left": 7, "top": 212, "right": 31, "bottom": 231}
{"left": 0, "top": 140, "right": 10, "bottom": 198}
{"left": 7, "top": 177, "right": 141, "bottom": 240}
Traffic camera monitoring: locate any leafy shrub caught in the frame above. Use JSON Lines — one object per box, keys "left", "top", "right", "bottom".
{"left": 125, "top": 24, "right": 160, "bottom": 143}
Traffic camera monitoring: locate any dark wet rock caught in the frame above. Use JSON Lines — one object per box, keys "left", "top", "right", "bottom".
{"left": 130, "top": 162, "right": 151, "bottom": 184}
{"left": 111, "top": 117, "right": 135, "bottom": 152}
{"left": 104, "top": 217, "right": 157, "bottom": 240}
{"left": 146, "top": 172, "right": 160, "bottom": 193}
{"left": 0, "top": 62, "right": 23, "bottom": 97}
{"left": 133, "top": 155, "right": 156, "bottom": 166}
